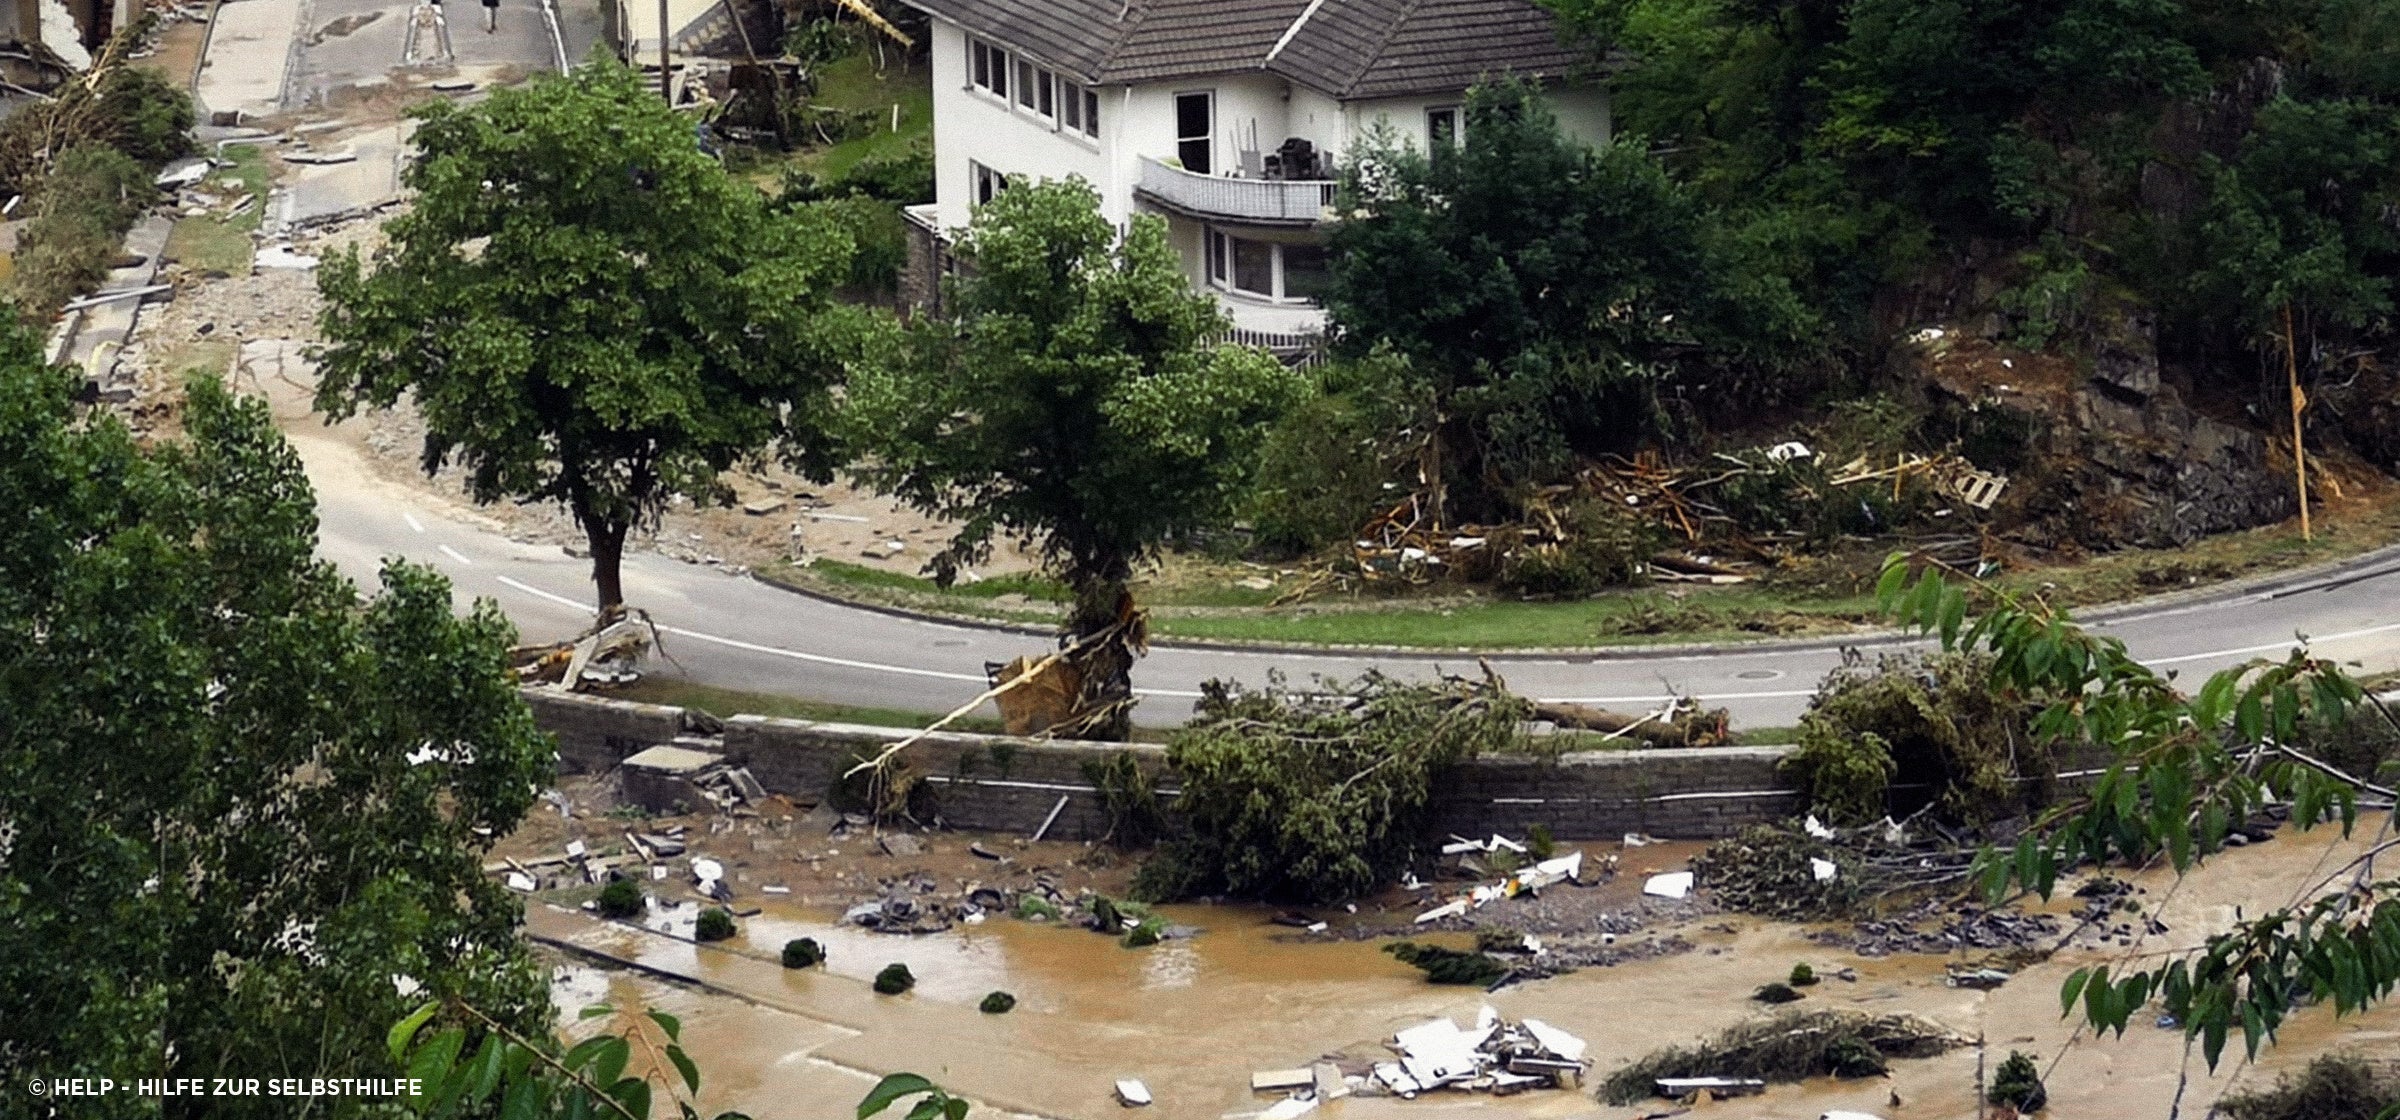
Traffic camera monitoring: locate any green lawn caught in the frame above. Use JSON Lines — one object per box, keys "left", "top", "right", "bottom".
{"left": 163, "top": 144, "right": 271, "bottom": 274}
{"left": 797, "top": 52, "right": 931, "bottom": 177}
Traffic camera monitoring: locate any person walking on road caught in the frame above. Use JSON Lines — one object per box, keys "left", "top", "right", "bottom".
{"left": 481, "top": 0, "right": 498, "bottom": 33}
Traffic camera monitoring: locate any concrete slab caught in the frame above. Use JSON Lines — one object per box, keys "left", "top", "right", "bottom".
{"left": 278, "top": 121, "right": 411, "bottom": 229}
{"left": 57, "top": 215, "right": 174, "bottom": 400}
{"left": 622, "top": 744, "right": 724, "bottom": 774}
{"left": 196, "top": 0, "right": 304, "bottom": 122}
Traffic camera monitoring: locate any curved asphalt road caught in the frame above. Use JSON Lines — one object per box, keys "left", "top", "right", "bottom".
{"left": 292, "top": 427, "right": 2400, "bottom": 730}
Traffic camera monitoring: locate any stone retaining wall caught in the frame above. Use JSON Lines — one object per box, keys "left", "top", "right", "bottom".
{"left": 522, "top": 690, "right": 1796, "bottom": 841}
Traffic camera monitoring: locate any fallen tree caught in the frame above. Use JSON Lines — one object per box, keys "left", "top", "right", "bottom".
{"left": 1132, "top": 669, "right": 1531, "bottom": 904}
{"left": 1599, "top": 1009, "right": 1967, "bottom": 1104}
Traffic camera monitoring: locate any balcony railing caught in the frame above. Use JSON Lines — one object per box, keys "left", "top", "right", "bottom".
{"left": 1136, "top": 157, "right": 1335, "bottom": 225}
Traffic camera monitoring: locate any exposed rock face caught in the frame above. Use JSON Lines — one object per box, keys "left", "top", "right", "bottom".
{"left": 1906, "top": 317, "right": 2296, "bottom": 550}
{"left": 2321, "top": 364, "right": 2400, "bottom": 473}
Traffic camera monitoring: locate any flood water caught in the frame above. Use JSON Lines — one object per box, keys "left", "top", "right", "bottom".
{"left": 544, "top": 819, "right": 2400, "bottom": 1120}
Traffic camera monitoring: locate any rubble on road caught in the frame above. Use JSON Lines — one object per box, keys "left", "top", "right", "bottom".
{"left": 1808, "top": 898, "right": 2060, "bottom": 957}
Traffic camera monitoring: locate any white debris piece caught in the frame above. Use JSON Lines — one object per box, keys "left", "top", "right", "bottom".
{"left": 1804, "top": 813, "right": 1834, "bottom": 839}
{"left": 1643, "top": 871, "right": 1694, "bottom": 899}
{"left": 690, "top": 857, "right": 724, "bottom": 889}
{"left": 1767, "top": 440, "right": 1814, "bottom": 462}
{"left": 1487, "top": 833, "right": 1527, "bottom": 854}
{"left": 1623, "top": 832, "right": 1657, "bottom": 847}
{"left": 504, "top": 872, "right": 536, "bottom": 892}
{"left": 1112, "top": 1078, "right": 1152, "bottom": 1106}
{"left": 1372, "top": 1062, "right": 1421, "bottom": 1097}
{"left": 1821, "top": 1113, "right": 1886, "bottom": 1120}
{"left": 155, "top": 157, "right": 211, "bottom": 188}
{"left": 1260, "top": 1097, "right": 1317, "bottom": 1120}
{"left": 1520, "top": 1018, "right": 1588, "bottom": 1063}
{"left": 255, "top": 245, "right": 321, "bottom": 270}
{"left": 651, "top": 865, "right": 667, "bottom": 880}
{"left": 1811, "top": 857, "right": 1839, "bottom": 883}
{"left": 565, "top": 839, "right": 587, "bottom": 859}
{"left": 1414, "top": 899, "right": 1468, "bottom": 924}
{"left": 1251, "top": 1069, "right": 1312, "bottom": 1092}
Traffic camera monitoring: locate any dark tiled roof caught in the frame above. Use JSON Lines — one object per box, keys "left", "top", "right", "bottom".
{"left": 906, "top": 0, "right": 1589, "bottom": 98}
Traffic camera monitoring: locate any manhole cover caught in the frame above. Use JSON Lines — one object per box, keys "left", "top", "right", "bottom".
{"left": 1734, "top": 669, "right": 1784, "bottom": 681}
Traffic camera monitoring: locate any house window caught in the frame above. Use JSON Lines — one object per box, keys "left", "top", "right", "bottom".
{"left": 1207, "top": 228, "right": 1326, "bottom": 303}
{"left": 1016, "top": 61, "right": 1037, "bottom": 109}
{"left": 1037, "top": 71, "right": 1055, "bottom": 118}
{"left": 1426, "top": 105, "right": 1460, "bottom": 151}
{"left": 1175, "top": 91, "right": 1213, "bottom": 174}
{"left": 971, "top": 39, "right": 1010, "bottom": 99}
{"left": 1061, "top": 81, "right": 1080, "bottom": 130}
{"left": 1083, "top": 88, "right": 1101, "bottom": 137}
{"left": 971, "top": 161, "right": 1007, "bottom": 206}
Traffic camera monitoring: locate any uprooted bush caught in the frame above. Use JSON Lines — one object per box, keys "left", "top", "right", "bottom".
{"left": 1494, "top": 495, "right": 1662, "bottom": 598}
{"left": 694, "top": 907, "right": 736, "bottom": 942}
{"left": 1385, "top": 941, "right": 1513, "bottom": 986}
{"left": 781, "top": 938, "right": 826, "bottom": 968}
{"left": 2217, "top": 1053, "right": 2400, "bottom": 1120}
{"left": 1780, "top": 650, "right": 2055, "bottom": 827}
{"left": 1690, "top": 822, "right": 1872, "bottom": 919}
{"left": 1598, "top": 1009, "right": 1966, "bottom": 1104}
{"left": 9, "top": 145, "right": 154, "bottom": 321}
{"left": 1132, "top": 670, "right": 1531, "bottom": 904}
{"left": 0, "top": 38, "right": 195, "bottom": 194}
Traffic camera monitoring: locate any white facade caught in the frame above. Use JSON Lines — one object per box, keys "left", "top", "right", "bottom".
{"left": 918, "top": 16, "right": 1611, "bottom": 349}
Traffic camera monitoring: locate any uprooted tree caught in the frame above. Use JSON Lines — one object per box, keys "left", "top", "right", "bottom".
{"left": 0, "top": 342, "right": 555, "bottom": 1113}
{"left": 316, "top": 59, "right": 863, "bottom": 613}
{"left": 1131, "top": 670, "right": 1531, "bottom": 903}
{"left": 1878, "top": 555, "right": 2400, "bottom": 1071}
{"left": 847, "top": 177, "right": 1306, "bottom": 739}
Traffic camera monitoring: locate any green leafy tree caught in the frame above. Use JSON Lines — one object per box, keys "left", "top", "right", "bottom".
{"left": 0, "top": 340, "right": 555, "bottom": 1116}
{"left": 316, "top": 60, "right": 862, "bottom": 612}
{"left": 391, "top": 1002, "right": 750, "bottom": 1120}
{"left": 848, "top": 177, "right": 1306, "bottom": 737}
{"left": 1878, "top": 556, "right": 2400, "bottom": 1071}
{"left": 1326, "top": 80, "right": 1822, "bottom": 518}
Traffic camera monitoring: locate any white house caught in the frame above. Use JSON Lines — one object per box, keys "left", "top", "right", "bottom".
{"left": 898, "top": 0, "right": 1610, "bottom": 357}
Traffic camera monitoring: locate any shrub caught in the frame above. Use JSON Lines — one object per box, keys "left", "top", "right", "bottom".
{"left": 978, "top": 990, "right": 1016, "bottom": 1014}
{"left": 838, "top": 144, "right": 934, "bottom": 204}
{"left": 1082, "top": 751, "right": 1170, "bottom": 850}
{"left": 1013, "top": 894, "right": 1061, "bottom": 921}
{"left": 92, "top": 65, "right": 195, "bottom": 167}
{"left": 1249, "top": 353, "right": 1426, "bottom": 557}
{"left": 1142, "top": 672, "right": 1529, "bottom": 903}
{"left": 1786, "top": 651, "right": 2054, "bottom": 826}
{"left": 1385, "top": 942, "right": 1511, "bottom": 985}
{"left": 1823, "top": 1034, "right": 1887, "bottom": 1078}
{"left": 1988, "top": 1049, "right": 2047, "bottom": 1113}
{"left": 781, "top": 937, "right": 826, "bottom": 968}
{"left": 1474, "top": 926, "right": 1525, "bottom": 954}
{"left": 1598, "top": 1010, "right": 1960, "bottom": 1104}
{"left": 872, "top": 963, "right": 915, "bottom": 995}
{"left": 807, "top": 194, "right": 908, "bottom": 296}
{"left": 1527, "top": 823, "right": 1556, "bottom": 861}
{"left": 1495, "top": 496, "right": 1660, "bottom": 598}
{"left": 595, "top": 878, "right": 644, "bottom": 919}
{"left": 694, "top": 907, "right": 736, "bottom": 942}
{"left": 1777, "top": 724, "right": 1897, "bottom": 827}
{"left": 1120, "top": 916, "right": 1166, "bottom": 948}
{"left": 1788, "top": 963, "right": 1818, "bottom": 986}
{"left": 2217, "top": 1053, "right": 2394, "bottom": 1120}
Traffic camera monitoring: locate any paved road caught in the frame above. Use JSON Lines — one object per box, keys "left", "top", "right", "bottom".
{"left": 283, "top": 0, "right": 605, "bottom": 111}
{"left": 289, "top": 423, "right": 2400, "bottom": 728}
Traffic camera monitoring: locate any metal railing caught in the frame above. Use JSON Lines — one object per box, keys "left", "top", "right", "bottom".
{"left": 1220, "top": 325, "right": 1326, "bottom": 365}
{"left": 1136, "top": 157, "right": 1335, "bottom": 224}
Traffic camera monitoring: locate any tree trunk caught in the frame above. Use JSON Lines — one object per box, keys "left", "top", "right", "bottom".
{"left": 1061, "top": 571, "right": 1137, "bottom": 741}
{"left": 580, "top": 512, "right": 630, "bottom": 614}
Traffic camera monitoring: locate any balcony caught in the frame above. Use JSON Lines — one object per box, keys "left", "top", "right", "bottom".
{"left": 1135, "top": 157, "right": 1335, "bottom": 226}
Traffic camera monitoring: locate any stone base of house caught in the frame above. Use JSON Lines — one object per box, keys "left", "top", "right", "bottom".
{"left": 899, "top": 203, "right": 949, "bottom": 316}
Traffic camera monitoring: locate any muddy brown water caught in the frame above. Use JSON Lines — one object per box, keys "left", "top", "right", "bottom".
{"left": 543, "top": 822, "right": 2400, "bottom": 1120}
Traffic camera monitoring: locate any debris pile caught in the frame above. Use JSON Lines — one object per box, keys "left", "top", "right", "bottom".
{"left": 1313, "top": 1007, "right": 1590, "bottom": 1104}
{"left": 1410, "top": 843, "right": 1592, "bottom": 926}
{"left": 1598, "top": 1009, "right": 1968, "bottom": 1105}
{"left": 1691, "top": 816, "right": 1979, "bottom": 920}
{"left": 510, "top": 605, "right": 662, "bottom": 691}
{"left": 1808, "top": 898, "right": 2061, "bottom": 957}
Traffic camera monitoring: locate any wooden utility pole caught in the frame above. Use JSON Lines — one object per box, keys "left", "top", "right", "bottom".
{"left": 2283, "top": 303, "right": 2310, "bottom": 541}
{"left": 657, "top": 0, "right": 671, "bottom": 103}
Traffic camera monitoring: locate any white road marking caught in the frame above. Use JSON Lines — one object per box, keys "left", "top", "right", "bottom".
{"left": 493, "top": 575, "right": 984, "bottom": 683}
{"left": 438, "top": 544, "right": 474, "bottom": 566}
{"left": 2143, "top": 618, "right": 2400, "bottom": 666}
{"left": 403, "top": 513, "right": 425, "bottom": 533}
